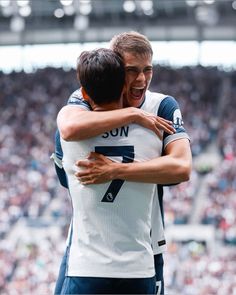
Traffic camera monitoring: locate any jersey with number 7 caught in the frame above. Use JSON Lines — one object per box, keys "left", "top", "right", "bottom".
{"left": 61, "top": 93, "right": 169, "bottom": 278}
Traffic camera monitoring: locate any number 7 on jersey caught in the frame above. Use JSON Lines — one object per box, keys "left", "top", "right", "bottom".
{"left": 95, "top": 146, "right": 134, "bottom": 203}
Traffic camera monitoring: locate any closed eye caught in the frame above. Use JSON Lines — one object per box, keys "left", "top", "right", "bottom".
{"left": 144, "top": 67, "right": 153, "bottom": 72}
{"left": 126, "top": 67, "right": 139, "bottom": 73}
{"left": 125, "top": 67, "right": 153, "bottom": 74}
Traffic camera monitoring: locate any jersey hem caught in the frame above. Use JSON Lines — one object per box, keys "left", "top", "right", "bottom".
{"left": 67, "top": 270, "right": 155, "bottom": 278}
{"left": 153, "top": 245, "right": 167, "bottom": 255}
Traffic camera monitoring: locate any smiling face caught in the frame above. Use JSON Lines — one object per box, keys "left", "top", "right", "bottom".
{"left": 123, "top": 52, "right": 153, "bottom": 108}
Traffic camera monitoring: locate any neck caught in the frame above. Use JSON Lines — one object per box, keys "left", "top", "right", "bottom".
{"left": 91, "top": 101, "right": 123, "bottom": 112}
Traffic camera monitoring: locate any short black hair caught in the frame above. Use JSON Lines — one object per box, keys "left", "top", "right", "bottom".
{"left": 77, "top": 48, "right": 125, "bottom": 105}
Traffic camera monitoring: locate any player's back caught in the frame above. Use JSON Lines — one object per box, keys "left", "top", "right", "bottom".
{"left": 61, "top": 121, "right": 163, "bottom": 279}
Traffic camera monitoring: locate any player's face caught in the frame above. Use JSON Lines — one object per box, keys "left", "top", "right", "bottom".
{"left": 123, "top": 52, "right": 153, "bottom": 108}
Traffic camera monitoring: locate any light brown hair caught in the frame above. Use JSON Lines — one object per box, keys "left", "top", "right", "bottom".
{"left": 110, "top": 31, "right": 153, "bottom": 58}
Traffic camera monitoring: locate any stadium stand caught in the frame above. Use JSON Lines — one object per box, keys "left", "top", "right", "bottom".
{"left": 0, "top": 65, "right": 235, "bottom": 294}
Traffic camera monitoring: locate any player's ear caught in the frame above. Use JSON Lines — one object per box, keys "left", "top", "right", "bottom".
{"left": 81, "top": 87, "right": 90, "bottom": 101}
{"left": 121, "top": 84, "right": 127, "bottom": 97}
{"left": 122, "top": 84, "right": 127, "bottom": 94}
{"left": 120, "top": 86, "right": 126, "bottom": 107}
{"left": 81, "top": 87, "right": 95, "bottom": 107}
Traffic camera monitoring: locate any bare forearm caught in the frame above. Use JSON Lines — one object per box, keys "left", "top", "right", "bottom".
{"left": 57, "top": 105, "right": 175, "bottom": 141}
{"left": 76, "top": 139, "right": 192, "bottom": 185}
{"left": 57, "top": 106, "right": 138, "bottom": 141}
{"left": 111, "top": 156, "right": 191, "bottom": 184}
{"left": 112, "top": 139, "right": 192, "bottom": 184}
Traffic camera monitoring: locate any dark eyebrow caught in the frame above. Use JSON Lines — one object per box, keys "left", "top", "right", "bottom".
{"left": 125, "top": 66, "right": 153, "bottom": 70}
{"left": 125, "top": 66, "right": 138, "bottom": 69}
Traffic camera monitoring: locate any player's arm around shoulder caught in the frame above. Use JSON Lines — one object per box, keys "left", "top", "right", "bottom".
{"left": 57, "top": 105, "right": 175, "bottom": 142}
{"left": 57, "top": 88, "right": 93, "bottom": 141}
{"left": 57, "top": 104, "right": 140, "bottom": 141}
{"left": 57, "top": 105, "right": 89, "bottom": 141}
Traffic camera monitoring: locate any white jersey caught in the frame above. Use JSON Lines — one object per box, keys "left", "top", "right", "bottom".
{"left": 139, "top": 91, "right": 167, "bottom": 255}
{"left": 135, "top": 90, "right": 189, "bottom": 254}
{"left": 64, "top": 90, "right": 190, "bottom": 257}
{"left": 151, "top": 186, "right": 165, "bottom": 254}
{"left": 61, "top": 94, "right": 166, "bottom": 278}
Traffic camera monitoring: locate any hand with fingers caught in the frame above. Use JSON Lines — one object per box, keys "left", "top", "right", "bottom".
{"left": 134, "top": 109, "right": 175, "bottom": 139}
{"left": 75, "top": 152, "right": 116, "bottom": 185}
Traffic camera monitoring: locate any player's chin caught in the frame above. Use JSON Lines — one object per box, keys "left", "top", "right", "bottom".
{"left": 128, "top": 94, "right": 145, "bottom": 108}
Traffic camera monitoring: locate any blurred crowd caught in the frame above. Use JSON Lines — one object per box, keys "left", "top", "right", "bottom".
{"left": 164, "top": 241, "right": 236, "bottom": 295}
{"left": 0, "top": 65, "right": 235, "bottom": 294}
{"left": 0, "top": 68, "right": 76, "bottom": 238}
{"left": 201, "top": 159, "right": 236, "bottom": 245}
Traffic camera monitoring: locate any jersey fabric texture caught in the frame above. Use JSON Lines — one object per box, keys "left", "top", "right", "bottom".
{"left": 61, "top": 102, "right": 164, "bottom": 278}
{"left": 52, "top": 88, "right": 189, "bottom": 291}
{"left": 51, "top": 130, "right": 67, "bottom": 188}
{"left": 53, "top": 89, "right": 190, "bottom": 255}
{"left": 64, "top": 88, "right": 190, "bottom": 254}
